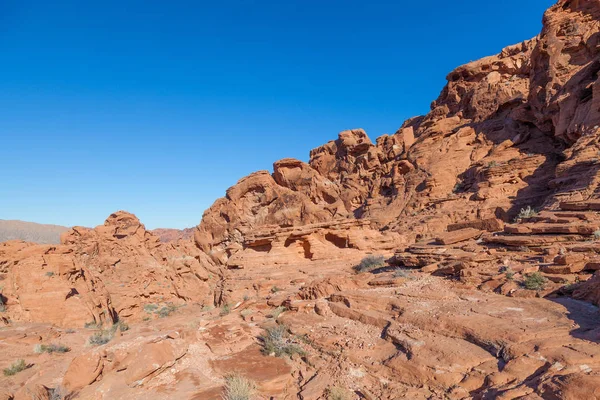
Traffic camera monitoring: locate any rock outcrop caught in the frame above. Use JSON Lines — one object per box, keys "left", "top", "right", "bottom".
{"left": 4, "top": 1, "right": 600, "bottom": 399}
{"left": 0, "top": 211, "right": 217, "bottom": 327}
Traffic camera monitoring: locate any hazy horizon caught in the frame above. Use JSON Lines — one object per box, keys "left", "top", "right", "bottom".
{"left": 1, "top": 0, "right": 555, "bottom": 229}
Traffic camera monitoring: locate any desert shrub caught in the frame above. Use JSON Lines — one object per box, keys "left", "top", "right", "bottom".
{"left": 157, "top": 304, "right": 177, "bottom": 318}
{"left": 84, "top": 321, "right": 99, "bottom": 329}
{"left": 87, "top": 324, "right": 122, "bottom": 346}
{"left": 114, "top": 320, "right": 129, "bottom": 332}
{"left": 594, "top": 229, "right": 600, "bottom": 240}
{"left": 271, "top": 286, "right": 281, "bottom": 293}
{"left": 143, "top": 304, "right": 159, "bottom": 313}
{"left": 220, "top": 303, "right": 231, "bottom": 316}
{"left": 517, "top": 206, "right": 538, "bottom": 220}
{"left": 45, "top": 271, "right": 55, "bottom": 277}
{"left": 353, "top": 255, "right": 385, "bottom": 274}
{"left": 505, "top": 269, "right": 515, "bottom": 280}
{"left": 0, "top": 299, "right": 5, "bottom": 313}
{"left": 259, "top": 325, "right": 305, "bottom": 357}
{"left": 487, "top": 161, "right": 498, "bottom": 168}
{"left": 49, "top": 386, "right": 69, "bottom": 400}
{"left": 327, "top": 386, "right": 353, "bottom": 400}
{"left": 3, "top": 359, "right": 27, "bottom": 376}
{"left": 269, "top": 306, "right": 287, "bottom": 319}
{"left": 393, "top": 268, "right": 414, "bottom": 279}
{"left": 34, "top": 344, "right": 70, "bottom": 354}
{"left": 222, "top": 373, "right": 256, "bottom": 400}
{"left": 524, "top": 272, "right": 547, "bottom": 291}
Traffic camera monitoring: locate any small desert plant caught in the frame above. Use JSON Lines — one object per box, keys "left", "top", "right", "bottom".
{"left": 505, "top": 269, "right": 515, "bottom": 280}
{"left": 143, "top": 304, "right": 159, "bottom": 313}
{"left": 271, "top": 286, "right": 281, "bottom": 293}
{"left": 87, "top": 324, "right": 123, "bottom": 346}
{"left": 243, "top": 294, "right": 250, "bottom": 301}
{"left": 45, "top": 272, "right": 55, "bottom": 277}
{"left": 269, "top": 306, "right": 287, "bottom": 319}
{"left": 222, "top": 373, "right": 256, "bottom": 400}
{"left": 353, "top": 255, "right": 385, "bottom": 274}
{"left": 259, "top": 325, "right": 305, "bottom": 357}
{"left": 114, "top": 320, "right": 129, "bottom": 332}
{"left": 49, "top": 386, "right": 69, "bottom": 400}
{"left": 453, "top": 182, "right": 464, "bottom": 193}
{"left": 327, "top": 386, "right": 353, "bottom": 400}
{"left": 524, "top": 272, "right": 547, "bottom": 291}
{"left": 487, "top": 161, "right": 498, "bottom": 168}
{"left": 220, "top": 303, "right": 231, "bottom": 316}
{"left": 594, "top": 230, "right": 600, "bottom": 240}
{"left": 517, "top": 206, "right": 538, "bottom": 220}
{"left": 157, "top": 304, "right": 178, "bottom": 318}
{"left": 3, "top": 359, "right": 27, "bottom": 376}
{"left": 84, "top": 321, "right": 100, "bottom": 329}
{"left": 34, "top": 344, "right": 70, "bottom": 354}
{"left": 0, "top": 299, "right": 5, "bottom": 313}
{"left": 393, "top": 268, "right": 414, "bottom": 279}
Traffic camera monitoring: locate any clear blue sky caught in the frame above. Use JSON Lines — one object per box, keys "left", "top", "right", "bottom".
{"left": 0, "top": 0, "right": 556, "bottom": 229}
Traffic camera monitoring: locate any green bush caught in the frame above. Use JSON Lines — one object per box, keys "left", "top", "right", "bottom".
{"left": 353, "top": 255, "right": 385, "bottom": 273}
{"left": 524, "top": 272, "right": 547, "bottom": 291}
{"left": 34, "top": 344, "right": 70, "bottom": 354}
{"left": 157, "top": 304, "right": 177, "bottom": 318}
{"left": 259, "top": 325, "right": 305, "bottom": 357}
{"left": 220, "top": 303, "right": 231, "bottom": 316}
{"left": 3, "top": 359, "right": 27, "bottom": 376}
{"left": 222, "top": 373, "right": 256, "bottom": 400}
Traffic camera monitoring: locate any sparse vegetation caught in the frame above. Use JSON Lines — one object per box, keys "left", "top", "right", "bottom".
{"left": 222, "top": 373, "right": 256, "bottom": 400}
{"left": 84, "top": 321, "right": 99, "bottom": 329}
{"left": 45, "top": 271, "right": 55, "bottom": 277}
{"left": 269, "top": 306, "right": 287, "bottom": 319}
{"left": 487, "top": 161, "right": 498, "bottom": 168}
{"left": 271, "top": 286, "right": 281, "bottom": 293}
{"left": 524, "top": 272, "right": 547, "bottom": 291}
{"left": 88, "top": 329, "right": 114, "bottom": 346}
{"left": 34, "top": 344, "right": 70, "bottom": 354}
{"left": 594, "top": 229, "right": 600, "bottom": 240}
{"left": 259, "top": 324, "right": 305, "bottom": 357}
{"left": 157, "top": 304, "right": 178, "bottom": 318}
{"left": 393, "top": 268, "right": 414, "bottom": 279}
{"left": 143, "top": 304, "right": 159, "bottom": 313}
{"left": 516, "top": 206, "right": 538, "bottom": 220}
{"left": 327, "top": 386, "right": 353, "bottom": 400}
{"left": 3, "top": 359, "right": 27, "bottom": 376}
{"left": 220, "top": 303, "right": 231, "bottom": 316}
{"left": 505, "top": 269, "right": 515, "bottom": 280}
{"left": 353, "top": 255, "right": 385, "bottom": 274}
{"left": 243, "top": 294, "right": 250, "bottom": 301}
{"left": 87, "top": 321, "right": 128, "bottom": 346}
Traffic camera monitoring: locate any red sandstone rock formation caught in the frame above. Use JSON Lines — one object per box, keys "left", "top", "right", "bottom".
{"left": 3, "top": 1, "right": 600, "bottom": 399}
{"left": 0, "top": 211, "right": 217, "bottom": 327}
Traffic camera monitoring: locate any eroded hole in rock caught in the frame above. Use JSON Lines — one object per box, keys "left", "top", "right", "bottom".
{"left": 247, "top": 243, "right": 272, "bottom": 253}
{"left": 325, "top": 233, "right": 351, "bottom": 249}
{"left": 284, "top": 238, "right": 313, "bottom": 258}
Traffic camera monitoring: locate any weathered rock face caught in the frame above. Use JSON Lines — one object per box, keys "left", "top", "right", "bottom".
{"left": 194, "top": 0, "right": 600, "bottom": 267}
{"left": 0, "top": 211, "right": 217, "bottom": 327}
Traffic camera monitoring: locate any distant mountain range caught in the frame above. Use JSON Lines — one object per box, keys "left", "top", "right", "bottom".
{"left": 0, "top": 219, "right": 70, "bottom": 244}
{"left": 0, "top": 219, "right": 193, "bottom": 244}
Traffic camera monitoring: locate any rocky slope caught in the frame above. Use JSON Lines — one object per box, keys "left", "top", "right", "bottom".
{"left": 2, "top": 1, "right": 600, "bottom": 399}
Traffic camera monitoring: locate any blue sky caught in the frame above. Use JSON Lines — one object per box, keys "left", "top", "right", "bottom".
{"left": 0, "top": 0, "right": 556, "bottom": 229}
